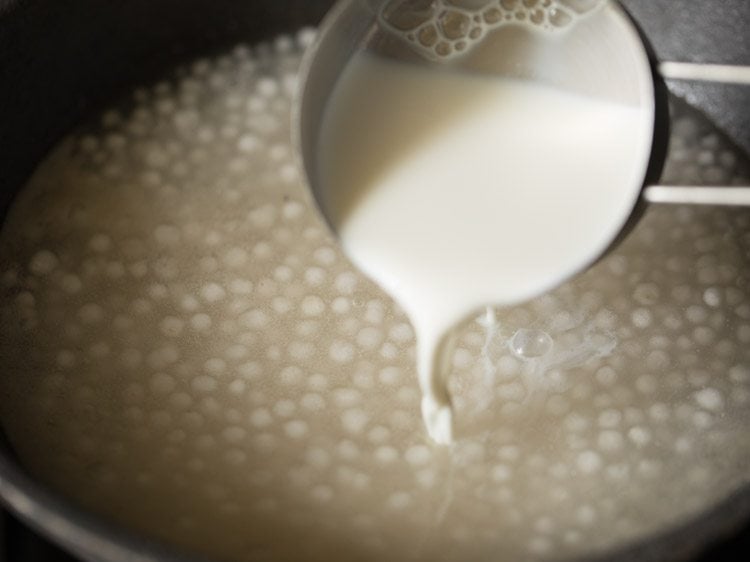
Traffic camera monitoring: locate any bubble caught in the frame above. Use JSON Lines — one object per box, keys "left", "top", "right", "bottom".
{"left": 29, "top": 250, "right": 59, "bottom": 275}
{"left": 685, "top": 305, "right": 708, "bottom": 324}
{"left": 329, "top": 340, "right": 356, "bottom": 364}
{"left": 255, "top": 77, "right": 279, "bottom": 98}
{"left": 693, "top": 388, "right": 724, "bottom": 412}
{"left": 355, "top": 327, "right": 383, "bottom": 350}
{"left": 509, "top": 329, "right": 553, "bottom": 359}
{"left": 576, "top": 451, "right": 603, "bottom": 474}
{"left": 202, "top": 358, "right": 225, "bottom": 376}
{"left": 627, "top": 426, "right": 652, "bottom": 447}
{"left": 303, "top": 268, "right": 326, "bottom": 288}
{"left": 386, "top": 492, "right": 412, "bottom": 510}
{"left": 233, "top": 133, "right": 259, "bottom": 155}
{"left": 378, "top": 0, "right": 596, "bottom": 61}
{"left": 334, "top": 272, "right": 358, "bottom": 294}
{"left": 239, "top": 309, "right": 268, "bottom": 330}
{"left": 635, "top": 375, "right": 658, "bottom": 395}
{"left": 248, "top": 408, "right": 272, "bottom": 429}
{"left": 361, "top": 429, "right": 387, "bottom": 448}
{"left": 597, "top": 430, "right": 624, "bottom": 452}
{"left": 631, "top": 308, "right": 652, "bottom": 329}
{"left": 247, "top": 204, "right": 277, "bottom": 230}
{"left": 295, "top": 27, "right": 317, "bottom": 48}
{"left": 491, "top": 464, "right": 512, "bottom": 482}
{"left": 145, "top": 283, "right": 168, "bottom": 301}
{"left": 200, "top": 283, "right": 226, "bottom": 303}
{"left": 576, "top": 505, "right": 597, "bottom": 526}
{"left": 341, "top": 409, "right": 369, "bottom": 434}
{"left": 188, "top": 313, "right": 211, "bottom": 332}
{"left": 692, "top": 411, "right": 713, "bottom": 429}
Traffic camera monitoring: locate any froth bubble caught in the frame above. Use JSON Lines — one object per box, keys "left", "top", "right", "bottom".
{"left": 378, "top": 0, "right": 604, "bottom": 61}
{"left": 693, "top": 387, "right": 724, "bottom": 412}
{"left": 491, "top": 464, "right": 512, "bottom": 482}
{"left": 341, "top": 408, "right": 369, "bottom": 434}
{"left": 628, "top": 426, "right": 652, "bottom": 446}
{"left": 386, "top": 492, "right": 412, "bottom": 510}
{"left": 285, "top": 420, "right": 309, "bottom": 439}
{"left": 329, "top": 340, "right": 356, "bottom": 363}
{"left": 201, "top": 283, "right": 226, "bottom": 303}
{"left": 29, "top": 250, "right": 59, "bottom": 275}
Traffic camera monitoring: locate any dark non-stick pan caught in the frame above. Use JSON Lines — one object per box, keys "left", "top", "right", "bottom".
{"left": 0, "top": 1, "right": 748, "bottom": 561}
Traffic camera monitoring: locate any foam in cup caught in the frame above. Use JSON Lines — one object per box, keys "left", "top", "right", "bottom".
{"left": 378, "top": 0, "right": 605, "bottom": 60}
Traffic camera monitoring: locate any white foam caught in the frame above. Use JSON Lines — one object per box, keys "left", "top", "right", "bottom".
{"left": 378, "top": 0, "right": 605, "bottom": 60}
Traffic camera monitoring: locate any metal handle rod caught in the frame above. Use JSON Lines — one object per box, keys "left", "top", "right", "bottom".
{"left": 658, "top": 62, "right": 750, "bottom": 85}
{"left": 650, "top": 62, "right": 750, "bottom": 205}
{"left": 644, "top": 185, "right": 750, "bottom": 206}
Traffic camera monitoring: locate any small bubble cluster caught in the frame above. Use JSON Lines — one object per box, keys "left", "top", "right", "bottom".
{"left": 379, "top": 0, "right": 603, "bottom": 59}
{"left": 0, "top": 28, "right": 749, "bottom": 562}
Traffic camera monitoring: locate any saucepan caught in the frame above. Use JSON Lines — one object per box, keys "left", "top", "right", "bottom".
{"left": 0, "top": 1, "right": 748, "bottom": 561}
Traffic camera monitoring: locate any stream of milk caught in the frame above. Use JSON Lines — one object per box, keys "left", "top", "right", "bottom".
{"left": 318, "top": 52, "right": 651, "bottom": 444}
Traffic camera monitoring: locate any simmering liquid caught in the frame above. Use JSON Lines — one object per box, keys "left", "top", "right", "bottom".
{"left": 318, "top": 52, "right": 652, "bottom": 444}
{"left": 0, "top": 29, "right": 748, "bottom": 562}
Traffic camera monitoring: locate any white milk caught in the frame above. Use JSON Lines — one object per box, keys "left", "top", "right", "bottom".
{"left": 318, "top": 52, "right": 651, "bottom": 444}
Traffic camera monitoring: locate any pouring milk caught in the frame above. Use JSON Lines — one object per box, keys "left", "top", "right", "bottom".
{"left": 317, "top": 51, "right": 652, "bottom": 445}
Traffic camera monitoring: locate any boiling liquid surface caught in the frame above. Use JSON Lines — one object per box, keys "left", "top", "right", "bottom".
{"left": 0, "top": 31, "right": 749, "bottom": 562}
{"left": 318, "top": 52, "right": 651, "bottom": 444}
